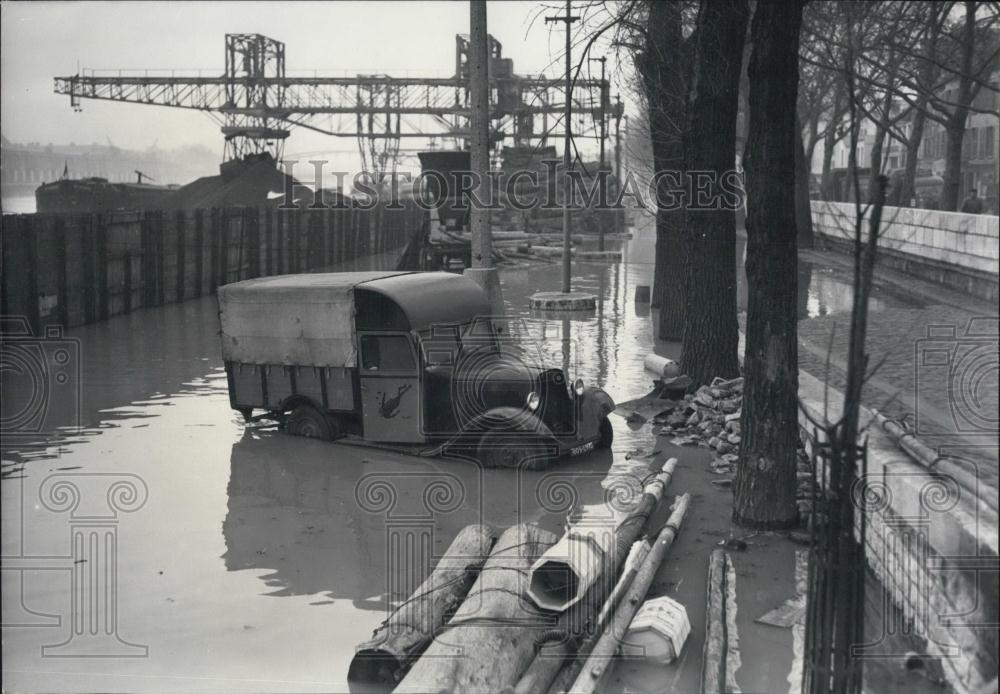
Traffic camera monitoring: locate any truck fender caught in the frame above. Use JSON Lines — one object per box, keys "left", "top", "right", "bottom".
{"left": 465, "top": 406, "right": 555, "bottom": 438}
{"left": 584, "top": 387, "right": 615, "bottom": 417}
{"left": 576, "top": 387, "right": 615, "bottom": 441}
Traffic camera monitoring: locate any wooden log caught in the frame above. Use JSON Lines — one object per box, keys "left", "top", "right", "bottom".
{"left": 395, "top": 524, "right": 559, "bottom": 693}
{"left": 347, "top": 524, "right": 497, "bottom": 687}
{"left": 560, "top": 493, "right": 692, "bottom": 694}
{"left": 701, "top": 549, "right": 739, "bottom": 694}
{"left": 512, "top": 460, "right": 678, "bottom": 694}
{"left": 702, "top": 549, "right": 726, "bottom": 694}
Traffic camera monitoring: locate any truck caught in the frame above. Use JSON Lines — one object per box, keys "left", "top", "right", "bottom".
{"left": 217, "top": 270, "right": 615, "bottom": 468}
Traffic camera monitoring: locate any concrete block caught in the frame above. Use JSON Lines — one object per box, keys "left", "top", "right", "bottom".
{"left": 881, "top": 466, "right": 928, "bottom": 522}
{"left": 922, "top": 227, "right": 934, "bottom": 247}
{"left": 528, "top": 291, "right": 596, "bottom": 312}
{"left": 934, "top": 227, "right": 947, "bottom": 250}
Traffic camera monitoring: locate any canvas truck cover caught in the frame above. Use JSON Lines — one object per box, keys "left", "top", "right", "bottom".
{"left": 217, "top": 272, "right": 412, "bottom": 367}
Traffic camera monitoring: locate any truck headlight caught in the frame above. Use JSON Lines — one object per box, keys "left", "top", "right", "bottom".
{"left": 573, "top": 378, "right": 586, "bottom": 396}
{"left": 526, "top": 391, "right": 541, "bottom": 411}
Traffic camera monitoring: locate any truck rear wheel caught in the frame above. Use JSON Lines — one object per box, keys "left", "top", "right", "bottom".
{"left": 477, "top": 433, "right": 552, "bottom": 470}
{"left": 287, "top": 404, "right": 339, "bottom": 441}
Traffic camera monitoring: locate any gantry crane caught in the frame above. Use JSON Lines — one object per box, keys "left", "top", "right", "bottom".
{"left": 54, "top": 33, "right": 610, "bottom": 179}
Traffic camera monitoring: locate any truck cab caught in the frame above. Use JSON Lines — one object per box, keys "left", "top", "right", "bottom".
{"left": 218, "top": 271, "right": 614, "bottom": 468}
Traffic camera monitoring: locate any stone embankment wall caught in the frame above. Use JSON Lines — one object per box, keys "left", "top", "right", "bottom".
{"left": 798, "top": 371, "right": 998, "bottom": 694}
{"left": 810, "top": 201, "right": 999, "bottom": 301}
{"left": 1, "top": 202, "right": 425, "bottom": 333}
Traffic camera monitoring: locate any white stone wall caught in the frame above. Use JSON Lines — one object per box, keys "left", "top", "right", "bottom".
{"left": 811, "top": 201, "right": 999, "bottom": 276}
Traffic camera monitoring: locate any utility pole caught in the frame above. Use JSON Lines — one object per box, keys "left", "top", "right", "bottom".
{"left": 613, "top": 94, "right": 622, "bottom": 183}
{"left": 546, "top": 0, "right": 579, "bottom": 294}
{"left": 530, "top": 0, "right": 594, "bottom": 312}
{"left": 590, "top": 55, "right": 607, "bottom": 251}
{"left": 469, "top": 0, "right": 491, "bottom": 269}
{"left": 464, "top": 0, "right": 503, "bottom": 312}
{"left": 613, "top": 94, "right": 623, "bottom": 232}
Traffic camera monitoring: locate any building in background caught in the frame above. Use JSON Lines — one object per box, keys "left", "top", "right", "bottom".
{"left": 810, "top": 70, "right": 999, "bottom": 212}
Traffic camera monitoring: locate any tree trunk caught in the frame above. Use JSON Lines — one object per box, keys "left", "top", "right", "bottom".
{"left": 348, "top": 524, "right": 498, "bottom": 686}
{"left": 732, "top": 0, "right": 804, "bottom": 529}
{"left": 940, "top": 1, "right": 977, "bottom": 212}
{"left": 680, "top": 0, "right": 748, "bottom": 386}
{"left": 900, "top": 6, "right": 940, "bottom": 208}
{"left": 643, "top": 1, "right": 689, "bottom": 339}
{"left": 869, "top": 119, "right": 888, "bottom": 196}
{"left": 795, "top": 116, "right": 815, "bottom": 249}
{"left": 820, "top": 85, "right": 844, "bottom": 200}
{"left": 942, "top": 116, "right": 968, "bottom": 211}
{"left": 900, "top": 107, "right": 926, "bottom": 206}
{"left": 804, "top": 113, "right": 821, "bottom": 165}
{"left": 394, "top": 524, "right": 558, "bottom": 692}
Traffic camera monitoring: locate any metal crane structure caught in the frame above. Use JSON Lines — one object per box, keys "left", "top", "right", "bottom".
{"left": 54, "top": 33, "right": 612, "bottom": 179}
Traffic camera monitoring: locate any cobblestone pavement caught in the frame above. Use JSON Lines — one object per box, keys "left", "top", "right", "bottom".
{"left": 632, "top": 212, "right": 997, "bottom": 499}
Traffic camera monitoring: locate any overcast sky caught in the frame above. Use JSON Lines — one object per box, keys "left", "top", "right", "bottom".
{"left": 1, "top": 1, "right": 626, "bottom": 170}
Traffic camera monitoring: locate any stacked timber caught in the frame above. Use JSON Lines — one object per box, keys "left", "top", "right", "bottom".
{"left": 394, "top": 524, "right": 559, "bottom": 693}
{"left": 347, "top": 524, "right": 497, "bottom": 686}
{"left": 349, "top": 461, "right": 695, "bottom": 693}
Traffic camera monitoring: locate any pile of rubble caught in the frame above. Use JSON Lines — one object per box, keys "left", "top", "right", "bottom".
{"left": 623, "top": 370, "right": 818, "bottom": 528}
{"left": 649, "top": 376, "right": 744, "bottom": 474}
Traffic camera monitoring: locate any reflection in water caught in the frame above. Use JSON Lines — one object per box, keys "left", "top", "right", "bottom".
{"left": 798, "top": 261, "right": 813, "bottom": 320}
{"left": 736, "top": 233, "right": 748, "bottom": 314}
{"left": 222, "top": 428, "right": 615, "bottom": 607}
{"left": 1, "top": 222, "right": 937, "bottom": 692}
{"left": 735, "top": 232, "right": 922, "bottom": 321}
{"left": 1, "top": 295, "right": 226, "bottom": 467}
{"left": 802, "top": 268, "right": 915, "bottom": 317}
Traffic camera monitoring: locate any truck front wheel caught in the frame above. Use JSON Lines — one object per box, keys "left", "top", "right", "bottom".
{"left": 287, "top": 404, "right": 339, "bottom": 441}
{"left": 477, "top": 433, "right": 552, "bottom": 470}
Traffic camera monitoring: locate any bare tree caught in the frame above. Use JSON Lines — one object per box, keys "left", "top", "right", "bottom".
{"left": 635, "top": 1, "right": 695, "bottom": 339}
{"left": 802, "top": 0, "right": 1000, "bottom": 209}
{"left": 732, "top": 0, "right": 805, "bottom": 528}
{"left": 898, "top": 2, "right": 946, "bottom": 205}
{"left": 679, "top": 0, "right": 747, "bottom": 386}
{"left": 936, "top": 1, "right": 997, "bottom": 209}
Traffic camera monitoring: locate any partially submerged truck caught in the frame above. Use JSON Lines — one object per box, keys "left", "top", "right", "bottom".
{"left": 217, "top": 271, "right": 614, "bottom": 468}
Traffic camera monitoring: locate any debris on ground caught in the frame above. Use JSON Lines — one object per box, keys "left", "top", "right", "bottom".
{"left": 649, "top": 377, "right": 744, "bottom": 456}
{"left": 755, "top": 599, "right": 806, "bottom": 628}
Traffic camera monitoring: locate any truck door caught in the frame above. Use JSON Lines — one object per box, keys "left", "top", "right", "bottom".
{"left": 358, "top": 332, "right": 423, "bottom": 443}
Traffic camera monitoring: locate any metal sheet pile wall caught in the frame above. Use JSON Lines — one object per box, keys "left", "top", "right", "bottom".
{"left": 0, "top": 202, "right": 425, "bottom": 333}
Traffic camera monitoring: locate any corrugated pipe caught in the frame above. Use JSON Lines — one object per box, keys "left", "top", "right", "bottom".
{"left": 526, "top": 458, "right": 677, "bottom": 613}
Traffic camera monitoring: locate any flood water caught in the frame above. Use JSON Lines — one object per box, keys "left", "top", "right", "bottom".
{"left": 1, "top": 223, "right": 916, "bottom": 692}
